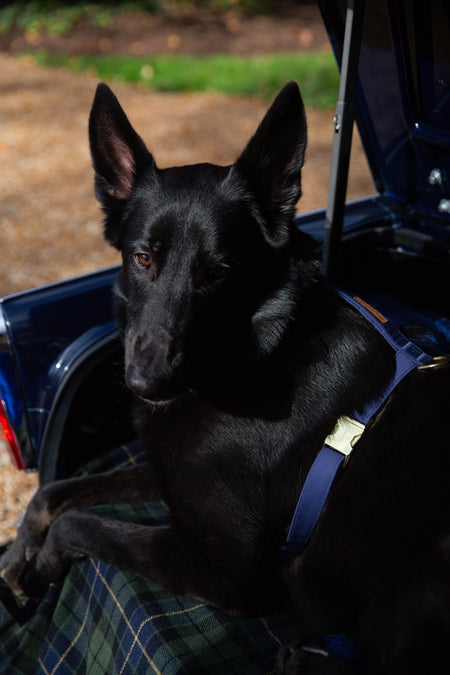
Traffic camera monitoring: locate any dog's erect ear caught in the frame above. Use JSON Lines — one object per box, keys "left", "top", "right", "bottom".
{"left": 233, "top": 82, "right": 307, "bottom": 247}
{"left": 89, "top": 83, "right": 154, "bottom": 247}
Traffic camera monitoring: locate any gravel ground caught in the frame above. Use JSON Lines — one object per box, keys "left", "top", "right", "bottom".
{"left": 0, "top": 443, "right": 38, "bottom": 545}
{"left": 0, "top": 52, "right": 374, "bottom": 543}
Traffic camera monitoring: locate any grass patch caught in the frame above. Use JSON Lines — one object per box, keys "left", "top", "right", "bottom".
{"left": 31, "top": 51, "right": 339, "bottom": 108}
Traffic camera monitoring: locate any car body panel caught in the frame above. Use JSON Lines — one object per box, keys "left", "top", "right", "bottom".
{"left": 0, "top": 267, "right": 119, "bottom": 469}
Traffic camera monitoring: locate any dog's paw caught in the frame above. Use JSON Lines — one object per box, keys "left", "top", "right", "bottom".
{"left": 17, "top": 550, "right": 57, "bottom": 598}
{"left": 0, "top": 530, "right": 42, "bottom": 597}
{"left": 276, "top": 644, "right": 354, "bottom": 675}
{"left": 18, "top": 520, "right": 85, "bottom": 598}
{"left": 0, "top": 487, "right": 57, "bottom": 596}
{"left": 9, "top": 536, "right": 83, "bottom": 601}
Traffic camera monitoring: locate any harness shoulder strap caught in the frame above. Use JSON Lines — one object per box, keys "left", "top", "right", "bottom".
{"left": 281, "top": 285, "right": 433, "bottom": 561}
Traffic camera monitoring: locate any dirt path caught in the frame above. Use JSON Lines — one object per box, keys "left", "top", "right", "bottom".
{"left": 0, "top": 35, "right": 373, "bottom": 542}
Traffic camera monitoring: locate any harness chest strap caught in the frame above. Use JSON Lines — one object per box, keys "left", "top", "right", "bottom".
{"left": 281, "top": 285, "right": 434, "bottom": 561}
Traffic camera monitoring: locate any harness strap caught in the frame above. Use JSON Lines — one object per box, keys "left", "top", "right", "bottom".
{"left": 332, "top": 288, "right": 433, "bottom": 424}
{"left": 282, "top": 447, "right": 345, "bottom": 560}
{"left": 281, "top": 285, "right": 434, "bottom": 561}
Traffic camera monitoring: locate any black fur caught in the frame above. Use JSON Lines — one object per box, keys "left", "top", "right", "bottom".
{"left": 2, "top": 82, "right": 449, "bottom": 674}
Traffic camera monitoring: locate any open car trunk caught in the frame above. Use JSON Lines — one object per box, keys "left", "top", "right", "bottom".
{"left": 0, "top": 1, "right": 449, "bottom": 672}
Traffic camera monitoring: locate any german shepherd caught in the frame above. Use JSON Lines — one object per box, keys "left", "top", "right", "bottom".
{"left": 2, "top": 82, "right": 449, "bottom": 674}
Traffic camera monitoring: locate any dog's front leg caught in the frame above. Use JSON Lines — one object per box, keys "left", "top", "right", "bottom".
{"left": 0, "top": 464, "right": 160, "bottom": 594}
{"left": 19, "top": 508, "right": 264, "bottom": 614}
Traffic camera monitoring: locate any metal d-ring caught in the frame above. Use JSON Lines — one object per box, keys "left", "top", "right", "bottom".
{"left": 417, "top": 355, "right": 450, "bottom": 370}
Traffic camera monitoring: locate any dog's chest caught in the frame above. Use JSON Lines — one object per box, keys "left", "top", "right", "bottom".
{"left": 136, "top": 394, "right": 309, "bottom": 498}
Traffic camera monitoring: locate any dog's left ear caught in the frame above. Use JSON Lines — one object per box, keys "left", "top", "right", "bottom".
{"left": 233, "top": 81, "right": 307, "bottom": 247}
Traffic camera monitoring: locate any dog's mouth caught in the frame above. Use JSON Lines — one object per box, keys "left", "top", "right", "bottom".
{"left": 132, "top": 388, "right": 192, "bottom": 409}
{"left": 125, "top": 367, "right": 190, "bottom": 408}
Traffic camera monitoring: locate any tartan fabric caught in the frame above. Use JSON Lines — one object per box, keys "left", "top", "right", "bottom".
{"left": 0, "top": 444, "right": 315, "bottom": 674}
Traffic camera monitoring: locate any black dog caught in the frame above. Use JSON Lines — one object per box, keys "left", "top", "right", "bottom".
{"left": 2, "top": 82, "right": 449, "bottom": 674}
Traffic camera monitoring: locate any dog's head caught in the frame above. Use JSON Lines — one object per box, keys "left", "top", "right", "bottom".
{"left": 89, "top": 82, "right": 307, "bottom": 405}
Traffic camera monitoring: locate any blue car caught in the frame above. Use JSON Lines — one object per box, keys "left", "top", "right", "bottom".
{"left": 0, "top": 1, "right": 449, "bottom": 673}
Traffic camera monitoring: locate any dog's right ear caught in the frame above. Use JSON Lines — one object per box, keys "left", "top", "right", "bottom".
{"left": 89, "top": 83, "right": 155, "bottom": 248}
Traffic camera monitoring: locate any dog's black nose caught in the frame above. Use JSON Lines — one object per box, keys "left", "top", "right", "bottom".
{"left": 125, "top": 361, "right": 184, "bottom": 403}
{"left": 126, "top": 363, "right": 153, "bottom": 399}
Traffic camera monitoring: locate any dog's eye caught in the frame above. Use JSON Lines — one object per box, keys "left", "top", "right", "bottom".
{"left": 214, "top": 266, "right": 228, "bottom": 281}
{"left": 134, "top": 253, "right": 152, "bottom": 269}
{"left": 193, "top": 258, "right": 233, "bottom": 290}
{"left": 197, "top": 264, "right": 230, "bottom": 289}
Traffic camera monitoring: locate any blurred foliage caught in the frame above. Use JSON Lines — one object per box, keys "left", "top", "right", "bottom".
{"left": 30, "top": 51, "right": 339, "bottom": 108}
{"left": 0, "top": 3, "right": 114, "bottom": 35}
{"left": 0, "top": 1, "right": 285, "bottom": 35}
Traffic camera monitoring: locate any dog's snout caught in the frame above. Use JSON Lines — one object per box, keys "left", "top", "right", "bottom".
{"left": 125, "top": 335, "right": 184, "bottom": 402}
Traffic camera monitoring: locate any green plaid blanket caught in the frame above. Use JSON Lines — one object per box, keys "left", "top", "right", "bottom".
{"left": 0, "top": 444, "right": 316, "bottom": 674}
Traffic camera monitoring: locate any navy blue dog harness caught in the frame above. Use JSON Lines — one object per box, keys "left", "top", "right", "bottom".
{"left": 281, "top": 284, "right": 435, "bottom": 561}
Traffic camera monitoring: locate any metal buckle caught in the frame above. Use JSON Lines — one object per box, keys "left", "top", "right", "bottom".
{"left": 417, "top": 355, "right": 450, "bottom": 371}
{"left": 324, "top": 415, "right": 365, "bottom": 466}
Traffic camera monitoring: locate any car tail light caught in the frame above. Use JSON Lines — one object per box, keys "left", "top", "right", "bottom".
{"left": 0, "top": 399, "right": 24, "bottom": 470}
